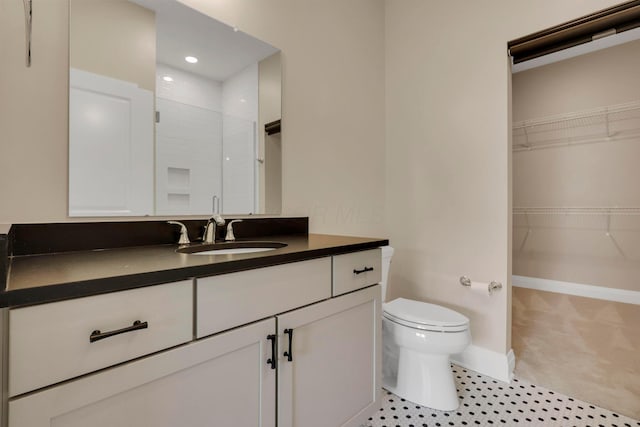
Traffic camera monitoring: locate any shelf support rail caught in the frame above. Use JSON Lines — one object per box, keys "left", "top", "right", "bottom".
{"left": 23, "top": 0, "right": 32, "bottom": 67}
{"left": 513, "top": 207, "right": 640, "bottom": 216}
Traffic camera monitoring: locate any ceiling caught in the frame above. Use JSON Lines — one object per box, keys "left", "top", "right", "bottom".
{"left": 130, "top": 0, "right": 279, "bottom": 81}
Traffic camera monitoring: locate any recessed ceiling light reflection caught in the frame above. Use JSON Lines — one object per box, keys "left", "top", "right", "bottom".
{"left": 185, "top": 56, "right": 198, "bottom": 64}
{"left": 162, "top": 76, "right": 174, "bottom": 82}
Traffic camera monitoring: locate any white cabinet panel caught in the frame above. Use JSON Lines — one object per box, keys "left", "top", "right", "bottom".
{"left": 9, "top": 318, "right": 276, "bottom": 427}
{"left": 332, "top": 249, "right": 382, "bottom": 296}
{"left": 278, "top": 285, "right": 382, "bottom": 427}
{"left": 196, "top": 258, "right": 331, "bottom": 338}
{"left": 9, "top": 281, "right": 193, "bottom": 396}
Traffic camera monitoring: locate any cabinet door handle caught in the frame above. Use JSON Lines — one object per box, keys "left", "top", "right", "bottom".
{"left": 90, "top": 320, "right": 148, "bottom": 343}
{"left": 266, "top": 334, "right": 277, "bottom": 369}
{"left": 283, "top": 328, "right": 293, "bottom": 362}
{"left": 353, "top": 266, "right": 374, "bottom": 275}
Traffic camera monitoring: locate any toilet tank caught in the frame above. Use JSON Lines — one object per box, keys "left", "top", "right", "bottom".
{"left": 381, "top": 246, "right": 394, "bottom": 301}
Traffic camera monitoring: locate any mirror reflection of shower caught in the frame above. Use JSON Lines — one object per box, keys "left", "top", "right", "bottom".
{"left": 68, "top": 0, "right": 281, "bottom": 217}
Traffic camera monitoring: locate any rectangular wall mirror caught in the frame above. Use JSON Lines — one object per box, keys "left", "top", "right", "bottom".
{"left": 68, "top": 0, "right": 282, "bottom": 217}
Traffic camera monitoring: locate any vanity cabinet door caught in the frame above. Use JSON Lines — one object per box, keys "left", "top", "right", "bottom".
{"left": 9, "top": 318, "right": 276, "bottom": 427}
{"left": 277, "top": 285, "right": 381, "bottom": 427}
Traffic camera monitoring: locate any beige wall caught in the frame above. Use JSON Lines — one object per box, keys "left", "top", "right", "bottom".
{"left": 385, "top": 0, "right": 624, "bottom": 355}
{"left": 69, "top": 0, "right": 156, "bottom": 92}
{"left": 0, "top": 0, "right": 386, "bottom": 238}
{"left": 512, "top": 40, "right": 640, "bottom": 291}
{"left": 0, "top": 0, "right": 69, "bottom": 223}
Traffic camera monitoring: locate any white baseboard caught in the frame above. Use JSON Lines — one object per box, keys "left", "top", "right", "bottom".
{"left": 512, "top": 275, "right": 640, "bottom": 305}
{"left": 451, "top": 345, "right": 515, "bottom": 384}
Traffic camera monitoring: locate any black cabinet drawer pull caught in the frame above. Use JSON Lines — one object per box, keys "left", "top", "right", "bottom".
{"left": 266, "top": 334, "right": 277, "bottom": 369}
{"left": 353, "top": 266, "right": 374, "bottom": 275}
{"left": 90, "top": 320, "right": 148, "bottom": 343}
{"left": 283, "top": 328, "right": 293, "bottom": 362}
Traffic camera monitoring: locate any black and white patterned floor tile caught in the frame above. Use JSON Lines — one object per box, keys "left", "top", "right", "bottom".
{"left": 366, "top": 365, "right": 640, "bottom": 427}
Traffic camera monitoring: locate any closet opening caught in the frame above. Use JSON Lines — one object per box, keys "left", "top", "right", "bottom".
{"left": 508, "top": 2, "right": 640, "bottom": 420}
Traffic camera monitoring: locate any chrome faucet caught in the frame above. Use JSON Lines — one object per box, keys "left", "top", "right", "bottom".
{"left": 203, "top": 214, "right": 225, "bottom": 244}
{"left": 167, "top": 221, "right": 190, "bottom": 245}
{"left": 225, "top": 220, "right": 243, "bottom": 241}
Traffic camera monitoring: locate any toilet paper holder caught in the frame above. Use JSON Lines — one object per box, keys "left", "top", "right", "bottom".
{"left": 459, "top": 276, "right": 502, "bottom": 295}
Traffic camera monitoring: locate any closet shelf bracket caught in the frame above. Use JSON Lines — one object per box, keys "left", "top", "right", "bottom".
{"left": 265, "top": 119, "right": 281, "bottom": 136}
{"left": 23, "top": 0, "right": 32, "bottom": 67}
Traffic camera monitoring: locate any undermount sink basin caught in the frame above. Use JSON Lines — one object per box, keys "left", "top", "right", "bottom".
{"left": 176, "top": 241, "right": 287, "bottom": 255}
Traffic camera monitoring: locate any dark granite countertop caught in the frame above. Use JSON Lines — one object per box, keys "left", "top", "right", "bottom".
{"left": 2, "top": 233, "right": 388, "bottom": 308}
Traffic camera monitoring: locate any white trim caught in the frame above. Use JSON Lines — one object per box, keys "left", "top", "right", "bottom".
{"left": 512, "top": 275, "right": 640, "bottom": 305}
{"left": 451, "top": 346, "right": 515, "bottom": 384}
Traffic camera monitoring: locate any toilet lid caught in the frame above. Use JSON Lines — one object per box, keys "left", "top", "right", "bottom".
{"left": 383, "top": 298, "right": 469, "bottom": 331}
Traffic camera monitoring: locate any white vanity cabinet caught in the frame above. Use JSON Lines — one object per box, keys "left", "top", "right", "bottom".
{"left": 8, "top": 280, "right": 194, "bottom": 397}
{"left": 5, "top": 250, "right": 382, "bottom": 427}
{"left": 278, "top": 284, "right": 381, "bottom": 427}
{"left": 196, "top": 258, "right": 331, "bottom": 338}
{"left": 9, "top": 318, "right": 276, "bottom": 427}
{"left": 196, "top": 255, "right": 381, "bottom": 427}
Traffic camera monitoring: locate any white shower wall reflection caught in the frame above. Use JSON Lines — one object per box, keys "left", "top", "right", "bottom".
{"left": 155, "top": 63, "right": 258, "bottom": 215}
{"left": 68, "top": 0, "right": 281, "bottom": 217}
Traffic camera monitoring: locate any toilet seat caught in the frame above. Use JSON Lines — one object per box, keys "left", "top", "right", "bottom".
{"left": 383, "top": 298, "right": 469, "bottom": 332}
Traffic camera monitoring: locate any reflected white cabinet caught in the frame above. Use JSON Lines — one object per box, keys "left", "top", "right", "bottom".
{"left": 278, "top": 285, "right": 381, "bottom": 427}
{"left": 9, "top": 318, "right": 276, "bottom": 427}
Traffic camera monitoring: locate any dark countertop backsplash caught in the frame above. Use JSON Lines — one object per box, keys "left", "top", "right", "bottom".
{"left": 8, "top": 217, "right": 309, "bottom": 256}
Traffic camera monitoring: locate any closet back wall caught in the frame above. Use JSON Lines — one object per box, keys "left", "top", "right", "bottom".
{"left": 512, "top": 39, "right": 640, "bottom": 292}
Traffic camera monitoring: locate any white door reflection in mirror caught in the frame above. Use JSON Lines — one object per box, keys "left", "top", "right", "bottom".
{"left": 69, "top": 69, "right": 154, "bottom": 216}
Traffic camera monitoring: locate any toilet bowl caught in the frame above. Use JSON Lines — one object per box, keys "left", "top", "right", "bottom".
{"left": 380, "top": 246, "right": 471, "bottom": 411}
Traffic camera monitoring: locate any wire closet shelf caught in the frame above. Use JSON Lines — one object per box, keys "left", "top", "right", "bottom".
{"left": 513, "top": 207, "right": 640, "bottom": 216}
{"left": 512, "top": 100, "right": 640, "bottom": 152}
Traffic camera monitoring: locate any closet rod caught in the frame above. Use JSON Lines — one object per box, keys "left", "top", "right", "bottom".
{"left": 508, "top": 0, "right": 640, "bottom": 64}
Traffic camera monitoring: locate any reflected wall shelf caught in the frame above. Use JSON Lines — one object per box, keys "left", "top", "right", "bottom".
{"left": 264, "top": 119, "right": 281, "bottom": 135}
{"left": 513, "top": 100, "right": 640, "bottom": 152}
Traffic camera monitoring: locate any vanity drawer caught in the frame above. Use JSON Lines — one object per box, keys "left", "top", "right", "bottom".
{"left": 196, "top": 257, "right": 331, "bottom": 338}
{"left": 9, "top": 281, "right": 193, "bottom": 397}
{"left": 332, "top": 248, "right": 382, "bottom": 296}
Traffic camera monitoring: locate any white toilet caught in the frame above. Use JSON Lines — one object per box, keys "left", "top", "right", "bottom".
{"left": 380, "top": 246, "right": 471, "bottom": 411}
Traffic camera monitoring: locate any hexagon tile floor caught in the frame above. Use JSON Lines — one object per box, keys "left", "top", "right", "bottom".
{"left": 366, "top": 365, "right": 640, "bottom": 427}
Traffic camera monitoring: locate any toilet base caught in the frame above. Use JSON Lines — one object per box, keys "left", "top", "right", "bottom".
{"left": 384, "top": 347, "right": 460, "bottom": 411}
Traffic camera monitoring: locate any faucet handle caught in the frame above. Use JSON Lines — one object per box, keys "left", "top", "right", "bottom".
{"left": 225, "top": 220, "right": 243, "bottom": 241}
{"left": 167, "top": 221, "right": 190, "bottom": 245}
